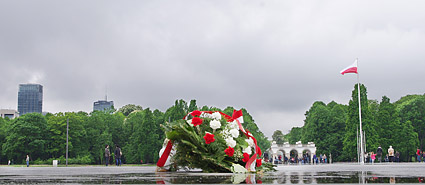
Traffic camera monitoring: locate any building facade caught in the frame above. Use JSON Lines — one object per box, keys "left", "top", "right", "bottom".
{"left": 17, "top": 84, "right": 43, "bottom": 115}
{"left": 93, "top": 100, "right": 114, "bottom": 111}
{"left": 0, "top": 109, "right": 19, "bottom": 119}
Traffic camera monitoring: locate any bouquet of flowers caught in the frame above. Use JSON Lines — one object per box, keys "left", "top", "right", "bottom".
{"left": 156, "top": 110, "right": 275, "bottom": 173}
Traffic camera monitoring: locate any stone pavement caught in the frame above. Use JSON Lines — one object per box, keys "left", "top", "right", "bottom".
{"left": 0, "top": 163, "right": 424, "bottom": 184}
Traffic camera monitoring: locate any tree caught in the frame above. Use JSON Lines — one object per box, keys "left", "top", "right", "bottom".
{"left": 84, "top": 111, "right": 113, "bottom": 164}
{"left": 124, "top": 109, "right": 162, "bottom": 163}
{"left": 397, "top": 95, "right": 425, "bottom": 150}
{"left": 342, "top": 84, "right": 378, "bottom": 161}
{"left": 164, "top": 100, "right": 188, "bottom": 123}
{"left": 374, "top": 96, "right": 399, "bottom": 155}
{"left": 2, "top": 113, "right": 49, "bottom": 162}
{"left": 45, "top": 112, "right": 68, "bottom": 159}
{"left": 326, "top": 102, "right": 347, "bottom": 161}
{"left": 272, "top": 130, "right": 285, "bottom": 145}
{"left": 118, "top": 104, "right": 143, "bottom": 116}
{"left": 0, "top": 117, "right": 9, "bottom": 163}
{"left": 285, "top": 127, "right": 303, "bottom": 144}
{"left": 393, "top": 121, "right": 418, "bottom": 161}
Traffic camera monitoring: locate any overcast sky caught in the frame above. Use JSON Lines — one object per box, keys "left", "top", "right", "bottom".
{"left": 1, "top": 0, "right": 425, "bottom": 137}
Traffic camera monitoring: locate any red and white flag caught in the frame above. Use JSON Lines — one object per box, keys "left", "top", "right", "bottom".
{"left": 340, "top": 60, "right": 358, "bottom": 75}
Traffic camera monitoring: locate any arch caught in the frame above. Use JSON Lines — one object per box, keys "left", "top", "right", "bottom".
{"left": 289, "top": 149, "right": 298, "bottom": 164}
{"left": 302, "top": 149, "right": 312, "bottom": 164}
{"left": 269, "top": 141, "right": 316, "bottom": 165}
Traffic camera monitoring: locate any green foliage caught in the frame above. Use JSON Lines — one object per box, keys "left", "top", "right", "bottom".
{"left": 397, "top": 95, "right": 425, "bottom": 150}
{"left": 342, "top": 84, "right": 379, "bottom": 161}
{"left": 0, "top": 117, "right": 9, "bottom": 163}
{"left": 118, "top": 104, "right": 143, "bottom": 116}
{"left": 300, "top": 101, "right": 346, "bottom": 160}
{"left": 2, "top": 113, "right": 49, "bottom": 162}
{"left": 284, "top": 84, "right": 422, "bottom": 162}
{"left": 272, "top": 130, "right": 285, "bottom": 145}
{"left": 285, "top": 127, "right": 303, "bottom": 144}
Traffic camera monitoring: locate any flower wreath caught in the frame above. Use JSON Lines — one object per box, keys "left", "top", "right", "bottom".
{"left": 157, "top": 110, "right": 274, "bottom": 173}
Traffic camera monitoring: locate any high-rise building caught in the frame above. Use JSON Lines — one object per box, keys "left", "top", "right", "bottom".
{"left": 93, "top": 100, "right": 114, "bottom": 111}
{"left": 17, "top": 84, "right": 43, "bottom": 115}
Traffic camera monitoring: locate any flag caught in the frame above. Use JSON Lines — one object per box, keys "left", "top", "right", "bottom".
{"left": 340, "top": 60, "right": 358, "bottom": 75}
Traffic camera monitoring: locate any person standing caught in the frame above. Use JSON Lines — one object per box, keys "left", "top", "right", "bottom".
{"left": 105, "top": 145, "right": 110, "bottom": 166}
{"left": 323, "top": 154, "right": 327, "bottom": 164}
{"left": 114, "top": 145, "right": 122, "bottom": 166}
{"left": 371, "top": 152, "right": 376, "bottom": 164}
{"left": 417, "top": 148, "right": 421, "bottom": 162}
{"left": 26, "top": 155, "right": 30, "bottom": 167}
{"left": 388, "top": 146, "right": 395, "bottom": 162}
{"left": 376, "top": 146, "right": 383, "bottom": 163}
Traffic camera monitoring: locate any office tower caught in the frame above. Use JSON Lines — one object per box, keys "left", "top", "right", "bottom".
{"left": 17, "top": 84, "right": 43, "bottom": 115}
{"left": 93, "top": 99, "right": 114, "bottom": 111}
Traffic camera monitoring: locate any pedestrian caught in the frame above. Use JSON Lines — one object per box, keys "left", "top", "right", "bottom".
{"left": 388, "top": 146, "right": 394, "bottom": 162}
{"left": 395, "top": 151, "right": 400, "bottom": 162}
{"left": 365, "top": 152, "right": 369, "bottom": 163}
{"left": 416, "top": 148, "right": 421, "bottom": 162}
{"left": 371, "top": 152, "right": 376, "bottom": 164}
{"left": 115, "top": 145, "right": 122, "bottom": 166}
{"left": 323, "top": 154, "right": 327, "bottom": 164}
{"left": 319, "top": 154, "right": 323, "bottom": 164}
{"left": 313, "top": 154, "right": 317, "bottom": 165}
{"left": 376, "top": 146, "right": 383, "bottom": 163}
{"left": 8, "top": 160, "right": 10, "bottom": 166}
{"left": 26, "top": 155, "right": 29, "bottom": 167}
{"left": 105, "top": 144, "right": 110, "bottom": 166}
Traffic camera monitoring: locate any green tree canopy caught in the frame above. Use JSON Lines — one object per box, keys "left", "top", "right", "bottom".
{"left": 272, "top": 130, "right": 285, "bottom": 145}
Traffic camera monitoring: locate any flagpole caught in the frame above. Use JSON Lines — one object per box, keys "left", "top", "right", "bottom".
{"left": 356, "top": 58, "right": 365, "bottom": 165}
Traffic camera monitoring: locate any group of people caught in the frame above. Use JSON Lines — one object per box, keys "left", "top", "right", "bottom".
{"left": 104, "top": 144, "right": 122, "bottom": 166}
{"left": 365, "top": 146, "right": 400, "bottom": 163}
{"left": 312, "top": 154, "right": 328, "bottom": 164}
{"left": 271, "top": 153, "right": 329, "bottom": 165}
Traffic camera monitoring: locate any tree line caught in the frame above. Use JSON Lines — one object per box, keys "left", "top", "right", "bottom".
{"left": 0, "top": 100, "right": 270, "bottom": 165}
{"left": 274, "top": 84, "right": 423, "bottom": 162}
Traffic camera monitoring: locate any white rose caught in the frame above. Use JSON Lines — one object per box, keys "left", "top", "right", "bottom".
{"left": 211, "top": 112, "right": 222, "bottom": 120}
{"left": 225, "top": 137, "right": 237, "bottom": 148}
{"left": 230, "top": 129, "right": 239, "bottom": 138}
{"left": 245, "top": 138, "right": 254, "bottom": 147}
{"left": 210, "top": 120, "right": 221, "bottom": 130}
{"left": 243, "top": 146, "right": 252, "bottom": 155}
{"left": 229, "top": 120, "right": 239, "bottom": 130}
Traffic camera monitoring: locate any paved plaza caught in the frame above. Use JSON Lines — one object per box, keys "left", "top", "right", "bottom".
{"left": 0, "top": 163, "right": 424, "bottom": 184}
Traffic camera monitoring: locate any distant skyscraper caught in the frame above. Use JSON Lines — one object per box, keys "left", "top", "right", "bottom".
{"left": 93, "top": 98, "right": 114, "bottom": 111}
{"left": 17, "top": 84, "right": 43, "bottom": 115}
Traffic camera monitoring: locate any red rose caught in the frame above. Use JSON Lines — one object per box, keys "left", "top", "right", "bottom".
{"left": 191, "top": 117, "right": 203, "bottom": 126}
{"left": 203, "top": 133, "right": 215, "bottom": 144}
{"left": 256, "top": 158, "right": 262, "bottom": 167}
{"left": 242, "top": 153, "right": 250, "bottom": 162}
{"left": 191, "top": 110, "right": 202, "bottom": 117}
{"left": 224, "top": 146, "right": 235, "bottom": 157}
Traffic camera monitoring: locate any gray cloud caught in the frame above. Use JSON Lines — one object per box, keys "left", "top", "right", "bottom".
{"left": 1, "top": 0, "right": 425, "bottom": 137}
